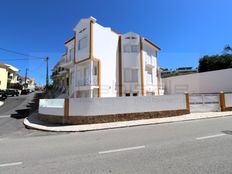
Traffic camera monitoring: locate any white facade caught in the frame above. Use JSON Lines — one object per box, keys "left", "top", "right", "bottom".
{"left": 59, "top": 16, "right": 162, "bottom": 98}
{"left": 121, "top": 32, "right": 161, "bottom": 96}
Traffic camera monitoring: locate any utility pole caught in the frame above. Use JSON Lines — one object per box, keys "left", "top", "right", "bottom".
{"left": 46, "top": 57, "right": 49, "bottom": 92}
{"left": 25, "top": 68, "right": 28, "bottom": 85}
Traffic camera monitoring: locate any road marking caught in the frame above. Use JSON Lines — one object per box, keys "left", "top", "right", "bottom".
{"left": 0, "top": 162, "right": 23, "bottom": 167}
{"left": 99, "top": 145, "right": 145, "bottom": 154}
{"left": 196, "top": 133, "right": 226, "bottom": 140}
{"left": 0, "top": 115, "right": 11, "bottom": 118}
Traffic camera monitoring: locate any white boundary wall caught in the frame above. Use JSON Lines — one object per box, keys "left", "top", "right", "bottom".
{"left": 39, "top": 99, "right": 64, "bottom": 116}
{"left": 163, "top": 68, "right": 232, "bottom": 94}
{"left": 225, "top": 93, "right": 232, "bottom": 108}
{"left": 69, "top": 95, "right": 186, "bottom": 116}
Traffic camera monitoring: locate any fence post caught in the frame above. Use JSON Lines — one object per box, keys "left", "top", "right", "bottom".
{"left": 64, "top": 98, "right": 69, "bottom": 117}
{"left": 185, "top": 93, "right": 190, "bottom": 113}
{"left": 219, "top": 91, "right": 225, "bottom": 112}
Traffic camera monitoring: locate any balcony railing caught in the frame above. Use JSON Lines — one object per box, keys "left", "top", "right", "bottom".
{"left": 146, "top": 74, "right": 153, "bottom": 85}
{"left": 145, "top": 54, "right": 155, "bottom": 66}
{"left": 77, "top": 75, "right": 98, "bottom": 87}
{"left": 92, "top": 75, "right": 98, "bottom": 86}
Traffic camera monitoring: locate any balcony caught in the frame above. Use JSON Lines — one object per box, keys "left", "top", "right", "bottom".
{"left": 145, "top": 54, "right": 155, "bottom": 68}
{"left": 77, "top": 75, "right": 98, "bottom": 87}
{"left": 146, "top": 74, "right": 153, "bottom": 85}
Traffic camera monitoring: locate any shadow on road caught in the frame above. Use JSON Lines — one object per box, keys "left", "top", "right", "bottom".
{"left": 221, "top": 130, "right": 232, "bottom": 135}
{"left": 11, "top": 92, "right": 45, "bottom": 119}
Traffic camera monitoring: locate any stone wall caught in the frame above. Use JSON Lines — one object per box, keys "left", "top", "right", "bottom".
{"left": 38, "top": 109, "right": 189, "bottom": 125}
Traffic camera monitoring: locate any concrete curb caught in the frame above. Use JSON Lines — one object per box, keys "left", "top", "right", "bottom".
{"left": 24, "top": 111, "right": 232, "bottom": 132}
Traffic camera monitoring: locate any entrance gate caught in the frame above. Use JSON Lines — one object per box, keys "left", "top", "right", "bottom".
{"left": 189, "top": 93, "right": 220, "bottom": 113}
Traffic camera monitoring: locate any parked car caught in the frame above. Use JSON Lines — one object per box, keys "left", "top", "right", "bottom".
{"left": 29, "top": 89, "right": 35, "bottom": 93}
{"left": 21, "top": 89, "right": 30, "bottom": 95}
{"left": 0, "top": 91, "right": 7, "bottom": 100}
{"left": 4, "top": 89, "right": 19, "bottom": 97}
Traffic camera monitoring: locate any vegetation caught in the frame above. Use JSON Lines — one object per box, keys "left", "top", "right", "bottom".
{"left": 198, "top": 45, "right": 232, "bottom": 72}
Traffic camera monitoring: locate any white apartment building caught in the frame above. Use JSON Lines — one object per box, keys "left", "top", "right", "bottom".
{"left": 60, "top": 16, "right": 162, "bottom": 98}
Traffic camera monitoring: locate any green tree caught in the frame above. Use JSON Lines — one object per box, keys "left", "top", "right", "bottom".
{"left": 198, "top": 54, "right": 232, "bottom": 72}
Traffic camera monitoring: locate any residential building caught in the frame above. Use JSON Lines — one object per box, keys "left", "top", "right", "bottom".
{"left": 0, "top": 63, "right": 9, "bottom": 90}
{"left": 0, "top": 62, "right": 19, "bottom": 90}
{"left": 57, "top": 16, "right": 162, "bottom": 98}
{"left": 161, "top": 67, "right": 198, "bottom": 78}
{"left": 176, "top": 67, "right": 198, "bottom": 74}
{"left": 51, "top": 54, "right": 69, "bottom": 97}
{"left": 19, "top": 76, "right": 36, "bottom": 90}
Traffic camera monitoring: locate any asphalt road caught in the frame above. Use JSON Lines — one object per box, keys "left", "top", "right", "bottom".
{"left": 0, "top": 92, "right": 60, "bottom": 138}
{"left": 0, "top": 115, "right": 232, "bottom": 174}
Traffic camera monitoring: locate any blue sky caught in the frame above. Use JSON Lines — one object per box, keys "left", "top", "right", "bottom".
{"left": 0, "top": 0, "right": 231, "bottom": 85}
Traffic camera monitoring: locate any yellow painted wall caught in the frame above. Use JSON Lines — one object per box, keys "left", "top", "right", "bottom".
{"left": 0, "top": 68, "right": 8, "bottom": 90}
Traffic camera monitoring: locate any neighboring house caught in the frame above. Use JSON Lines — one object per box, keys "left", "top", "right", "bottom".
{"left": 51, "top": 55, "right": 69, "bottom": 96}
{"left": 176, "top": 67, "right": 198, "bottom": 75}
{"left": 161, "top": 67, "right": 198, "bottom": 78}
{"left": 0, "top": 63, "right": 9, "bottom": 90}
{"left": 160, "top": 68, "right": 172, "bottom": 78}
{"left": 57, "top": 16, "right": 162, "bottom": 98}
{"left": 0, "top": 62, "right": 19, "bottom": 90}
{"left": 19, "top": 75, "right": 36, "bottom": 90}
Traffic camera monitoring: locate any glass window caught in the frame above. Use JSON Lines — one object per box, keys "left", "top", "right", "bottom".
{"left": 124, "top": 69, "right": 138, "bottom": 83}
{"left": 123, "top": 45, "right": 131, "bottom": 53}
{"left": 131, "top": 45, "right": 138, "bottom": 52}
{"left": 78, "top": 36, "right": 88, "bottom": 50}
{"left": 123, "top": 45, "right": 138, "bottom": 53}
{"left": 131, "top": 69, "right": 138, "bottom": 82}
{"left": 93, "top": 66, "right": 97, "bottom": 76}
{"left": 69, "top": 47, "right": 74, "bottom": 61}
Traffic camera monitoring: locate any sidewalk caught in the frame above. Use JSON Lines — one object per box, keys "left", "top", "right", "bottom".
{"left": 24, "top": 111, "right": 232, "bottom": 132}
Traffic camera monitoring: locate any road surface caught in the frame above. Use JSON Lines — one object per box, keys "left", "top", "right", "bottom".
{"left": 0, "top": 92, "right": 61, "bottom": 138}
{"left": 0, "top": 115, "right": 232, "bottom": 174}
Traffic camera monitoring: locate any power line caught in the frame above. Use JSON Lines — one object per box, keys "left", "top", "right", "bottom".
{"left": 0, "top": 46, "right": 50, "bottom": 88}
{"left": 0, "top": 47, "right": 45, "bottom": 59}
{"left": 0, "top": 58, "right": 44, "bottom": 61}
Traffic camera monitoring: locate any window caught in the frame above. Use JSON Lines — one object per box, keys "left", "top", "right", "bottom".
{"left": 93, "top": 66, "right": 97, "bottom": 76}
{"left": 66, "top": 78, "right": 69, "bottom": 86}
{"left": 124, "top": 69, "right": 138, "bottom": 83}
{"left": 78, "top": 36, "right": 88, "bottom": 50}
{"left": 146, "top": 66, "right": 153, "bottom": 84}
{"left": 123, "top": 45, "right": 138, "bottom": 53}
{"left": 131, "top": 45, "right": 138, "bottom": 52}
{"left": 125, "top": 36, "right": 136, "bottom": 40}
{"left": 70, "top": 72, "right": 73, "bottom": 85}
{"left": 123, "top": 45, "right": 131, "bottom": 53}
{"left": 69, "top": 47, "right": 74, "bottom": 61}
{"left": 125, "top": 93, "right": 130, "bottom": 96}
{"left": 154, "top": 51, "right": 157, "bottom": 57}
